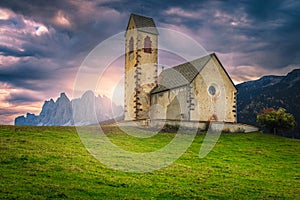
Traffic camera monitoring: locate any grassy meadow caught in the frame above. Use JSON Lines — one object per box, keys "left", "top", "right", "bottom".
{"left": 0, "top": 125, "right": 299, "bottom": 199}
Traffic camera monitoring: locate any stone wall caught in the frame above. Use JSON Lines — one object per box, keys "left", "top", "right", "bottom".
{"left": 124, "top": 17, "right": 158, "bottom": 120}
{"left": 118, "top": 119, "right": 259, "bottom": 133}
{"left": 190, "top": 57, "right": 237, "bottom": 122}
{"left": 150, "top": 86, "right": 189, "bottom": 120}
{"left": 150, "top": 55, "right": 237, "bottom": 123}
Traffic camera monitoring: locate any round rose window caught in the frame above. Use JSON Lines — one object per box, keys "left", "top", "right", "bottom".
{"left": 208, "top": 85, "right": 216, "bottom": 95}
{"left": 208, "top": 84, "right": 219, "bottom": 96}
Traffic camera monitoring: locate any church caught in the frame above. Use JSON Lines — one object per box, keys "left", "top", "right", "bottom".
{"left": 124, "top": 13, "right": 238, "bottom": 126}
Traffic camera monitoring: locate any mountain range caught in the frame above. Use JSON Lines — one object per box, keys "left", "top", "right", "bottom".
{"left": 15, "top": 91, "right": 123, "bottom": 126}
{"left": 15, "top": 68, "right": 300, "bottom": 137}
{"left": 236, "top": 68, "right": 300, "bottom": 137}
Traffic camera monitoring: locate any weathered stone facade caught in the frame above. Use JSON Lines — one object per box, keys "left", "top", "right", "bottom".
{"left": 124, "top": 14, "right": 237, "bottom": 123}
{"left": 150, "top": 54, "right": 237, "bottom": 122}
{"left": 124, "top": 14, "right": 158, "bottom": 120}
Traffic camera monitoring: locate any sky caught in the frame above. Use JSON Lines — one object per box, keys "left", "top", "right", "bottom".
{"left": 0, "top": 0, "right": 300, "bottom": 124}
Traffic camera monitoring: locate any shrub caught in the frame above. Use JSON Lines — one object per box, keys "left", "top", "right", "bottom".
{"left": 257, "top": 107, "right": 296, "bottom": 135}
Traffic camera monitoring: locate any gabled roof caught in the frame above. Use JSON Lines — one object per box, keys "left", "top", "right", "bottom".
{"left": 151, "top": 54, "right": 211, "bottom": 94}
{"left": 151, "top": 53, "right": 237, "bottom": 94}
{"left": 126, "top": 13, "right": 159, "bottom": 35}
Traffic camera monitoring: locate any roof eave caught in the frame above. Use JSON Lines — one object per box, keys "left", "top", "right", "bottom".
{"left": 151, "top": 84, "right": 189, "bottom": 95}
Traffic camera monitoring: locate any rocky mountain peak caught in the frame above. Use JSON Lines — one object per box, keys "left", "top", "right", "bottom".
{"left": 58, "top": 92, "right": 70, "bottom": 102}
{"left": 15, "top": 91, "right": 123, "bottom": 126}
{"left": 81, "top": 90, "right": 95, "bottom": 100}
{"left": 40, "top": 98, "right": 55, "bottom": 116}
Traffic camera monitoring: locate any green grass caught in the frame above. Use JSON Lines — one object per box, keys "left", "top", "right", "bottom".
{"left": 0, "top": 125, "right": 299, "bottom": 199}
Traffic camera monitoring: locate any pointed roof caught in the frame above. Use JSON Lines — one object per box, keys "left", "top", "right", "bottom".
{"left": 151, "top": 53, "right": 236, "bottom": 94}
{"left": 126, "top": 13, "right": 159, "bottom": 35}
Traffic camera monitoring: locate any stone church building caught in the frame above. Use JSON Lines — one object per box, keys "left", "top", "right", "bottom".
{"left": 124, "top": 14, "right": 238, "bottom": 125}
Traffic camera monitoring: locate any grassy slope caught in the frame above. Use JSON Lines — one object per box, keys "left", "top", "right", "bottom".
{"left": 0, "top": 125, "right": 299, "bottom": 199}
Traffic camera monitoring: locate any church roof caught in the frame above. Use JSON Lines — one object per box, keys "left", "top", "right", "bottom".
{"left": 151, "top": 54, "right": 212, "bottom": 94}
{"left": 127, "top": 13, "right": 159, "bottom": 35}
{"left": 151, "top": 53, "right": 237, "bottom": 94}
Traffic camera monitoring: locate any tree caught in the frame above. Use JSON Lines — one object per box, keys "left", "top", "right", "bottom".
{"left": 257, "top": 108, "right": 296, "bottom": 135}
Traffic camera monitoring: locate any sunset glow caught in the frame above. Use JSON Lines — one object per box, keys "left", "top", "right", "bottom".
{"left": 1, "top": 0, "right": 300, "bottom": 124}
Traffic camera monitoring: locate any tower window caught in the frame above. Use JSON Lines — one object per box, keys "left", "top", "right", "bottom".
{"left": 129, "top": 37, "right": 134, "bottom": 54}
{"left": 143, "top": 36, "right": 152, "bottom": 53}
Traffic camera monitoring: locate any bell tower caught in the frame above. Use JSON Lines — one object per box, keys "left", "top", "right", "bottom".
{"left": 124, "top": 14, "right": 158, "bottom": 120}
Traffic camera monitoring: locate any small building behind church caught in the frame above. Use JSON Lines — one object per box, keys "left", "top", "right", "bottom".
{"left": 124, "top": 13, "right": 238, "bottom": 127}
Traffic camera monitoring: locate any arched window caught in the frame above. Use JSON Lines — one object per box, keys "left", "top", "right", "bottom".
{"left": 129, "top": 37, "right": 134, "bottom": 54}
{"left": 143, "top": 36, "right": 152, "bottom": 53}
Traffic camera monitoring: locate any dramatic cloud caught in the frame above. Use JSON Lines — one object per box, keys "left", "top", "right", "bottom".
{"left": 0, "top": 0, "right": 300, "bottom": 124}
{"left": 4, "top": 91, "right": 42, "bottom": 105}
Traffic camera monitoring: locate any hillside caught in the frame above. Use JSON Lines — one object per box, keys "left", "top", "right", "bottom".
{"left": 1, "top": 125, "right": 299, "bottom": 199}
{"left": 237, "top": 69, "right": 300, "bottom": 137}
